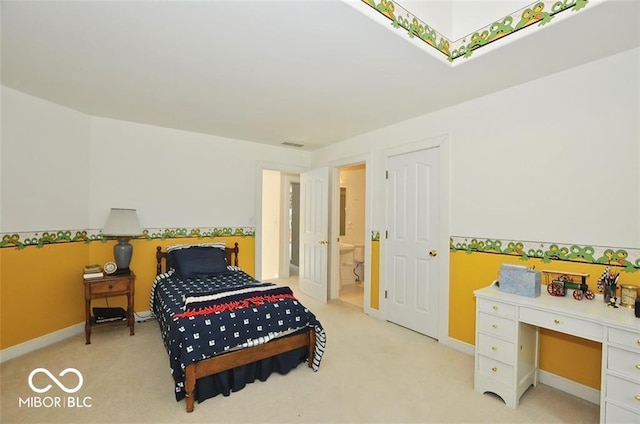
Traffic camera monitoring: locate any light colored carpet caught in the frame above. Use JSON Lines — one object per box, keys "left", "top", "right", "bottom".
{"left": 339, "top": 282, "right": 364, "bottom": 309}
{"left": 1, "top": 276, "right": 599, "bottom": 423}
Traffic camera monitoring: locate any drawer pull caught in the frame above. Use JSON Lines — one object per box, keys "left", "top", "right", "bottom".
{"left": 554, "top": 319, "right": 560, "bottom": 324}
{"left": 109, "top": 285, "right": 113, "bottom": 289}
{"left": 492, "top": 306, "right": 498, "bottom": 311}
{"left": 636, "top": 395, "right": 640, "bottom": 401}
{"left": 492, "top": 324, "right": 498, "bottom": 329}
{"left": 637, "top": 339, "right": 640, "bottom": 346}
{"left": 492, "top": 346, "right": 498, "bottom": 351}
{"left": 491, "top": 367, "right": 497, "bottom": 372}
{"left": 636, "top": 364, "right": 640, "bottom": 370}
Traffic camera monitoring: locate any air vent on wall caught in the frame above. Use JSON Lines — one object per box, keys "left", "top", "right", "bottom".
{"left": 281, "top": 141, "right": 304, "bottom": 148}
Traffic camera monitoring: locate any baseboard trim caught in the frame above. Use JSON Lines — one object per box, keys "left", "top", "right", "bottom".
{"left": 0, "top": 310, "right": 153, "bottom": 364}
{"left": 538, "top": 369, "right": 600, "bottom": 405}
{"left": 444, "top": 337, "right": 600, "bottom": 405}
{"left": 0, "top": 322, "right": 84, "bottom": 364}
{"left": 442, "top": 336, "right": 475, "bottom": 356}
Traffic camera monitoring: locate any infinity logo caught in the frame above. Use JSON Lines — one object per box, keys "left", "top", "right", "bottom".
{"left": 28, "top": 368, "right": 83, "bottom": 394}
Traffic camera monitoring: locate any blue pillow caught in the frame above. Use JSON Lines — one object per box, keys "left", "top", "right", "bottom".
{"left": 169, "top": 246, "right": 228, "bottom": 277}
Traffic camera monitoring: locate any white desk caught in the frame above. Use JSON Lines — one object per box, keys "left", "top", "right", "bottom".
{"left": 474, "top": 283, "right": 640, "bottom": 423}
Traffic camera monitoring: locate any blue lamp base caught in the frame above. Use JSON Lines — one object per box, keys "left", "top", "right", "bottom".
{"left": 113, "top": 238, "right": 133, "bottom": 272}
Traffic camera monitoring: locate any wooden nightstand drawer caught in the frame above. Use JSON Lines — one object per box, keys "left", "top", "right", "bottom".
{"left": 90, "top": 279, "right": 130, "bottom": 295}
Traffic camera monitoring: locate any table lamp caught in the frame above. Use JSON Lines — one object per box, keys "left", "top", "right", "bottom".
{"left": 102, "top": 208, "right": 142, "bottom": 273}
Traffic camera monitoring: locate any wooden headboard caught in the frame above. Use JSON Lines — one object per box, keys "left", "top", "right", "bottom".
{"left": 155, "top": 243, "right": 240, "bottom": 275}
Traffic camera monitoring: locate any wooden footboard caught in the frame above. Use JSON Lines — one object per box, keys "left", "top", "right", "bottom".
{"left": 184, "top": 327, "right": 316, "bottom": 412}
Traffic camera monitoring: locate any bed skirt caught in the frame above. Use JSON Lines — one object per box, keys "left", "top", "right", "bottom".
{"left": 181, "top": 346, "right": 308, "bottom": 404}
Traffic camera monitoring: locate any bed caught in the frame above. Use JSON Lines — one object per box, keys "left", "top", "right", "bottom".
{"left": 150, "top": 242, "right": 326, "bottom": 412}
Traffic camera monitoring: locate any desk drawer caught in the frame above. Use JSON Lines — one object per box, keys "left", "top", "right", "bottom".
{"left": 605, "top": 401, "right": 640, "bottom": 423}
{"left": 606, "top": 374, "right": 640, "bottom": 413}
{"left": 519, "top": 307, "right": 602, "bottom": 342}
{"left": 478, "top": 299, "right": 516, "bottom": 320}
{"left": 477, "top": 333, "right": 515, "bottom": 365}
{"left": 608, "top": 346, "right": 640, "bottom": 383}
{"left": 477, "top": 355, "right": 514, "bottom": 384}
{"left": 90, "top": 280, "right": 130, "bottom": 295}
{"left": 478, "top": 312, "right": 516, "bottom": 342}
{"left": 609, "top": 327, "right": 640, "bottom": 351}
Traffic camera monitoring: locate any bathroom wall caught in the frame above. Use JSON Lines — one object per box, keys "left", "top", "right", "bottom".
{"left": 339, "top": 164, "right": 366, "bottom": 246}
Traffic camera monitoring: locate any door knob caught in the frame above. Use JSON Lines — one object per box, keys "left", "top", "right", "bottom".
{"left": 429, "top": 250, "right": 438, "bottom": 257}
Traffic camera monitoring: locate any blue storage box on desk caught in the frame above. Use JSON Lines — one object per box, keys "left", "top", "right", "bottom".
{"left": 499, "top": 264, "right": 541, "bottom": 298}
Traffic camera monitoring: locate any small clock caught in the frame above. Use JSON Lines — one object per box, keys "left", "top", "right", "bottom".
{"left": 104, "top": 262, "right": 117, "bottom": 275}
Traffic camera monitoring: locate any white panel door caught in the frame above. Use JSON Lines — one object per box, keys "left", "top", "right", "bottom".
{"left": 299, "top": 167, "right": 329, "bottom": 303}
{"left": 386, "top": 148, "right": 440, "bottom": 339}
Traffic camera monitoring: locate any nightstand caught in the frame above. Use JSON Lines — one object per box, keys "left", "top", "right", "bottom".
{"left": 83, "top": 271, "right": 135, "bottom": 344}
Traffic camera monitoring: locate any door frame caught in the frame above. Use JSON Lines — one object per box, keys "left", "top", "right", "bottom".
{"left": 328, "top": 153, "right": 372, "bottom": 313}
{"left": 381, "top": 135, "right": 451, "bottom": 346}
{"left": 255, "top": 161, "right": 308, "bottom": 280}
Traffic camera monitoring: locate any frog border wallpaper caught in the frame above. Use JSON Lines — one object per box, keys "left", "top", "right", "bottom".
{"left": 367, "top": 231, "right": 640, "bottom": 273}
{"left": 0, "top": 227, "right": 255, "bottom": 249}
{"left": 450, "top": 235, "right": 640, "bottom": 273}
{"left": 361, "top": 0, "right": 592, "bottom": 62}
{"left": 3, "top": 228, "right": 639, "bottom": 274}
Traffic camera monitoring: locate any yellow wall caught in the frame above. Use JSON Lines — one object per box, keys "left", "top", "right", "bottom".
{"left": 4, "top": 232, "right": 637, "bottom": 392}
{"left": 0, "top": 237, "right": 255, "bottom": 350}
{"left": 449, "top": 250, "right": 640, "bottom": 389}
{"left": 1, "top": 243, "right": 89, "bottom": 348}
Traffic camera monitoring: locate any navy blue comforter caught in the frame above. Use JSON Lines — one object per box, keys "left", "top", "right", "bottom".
{"left": 149, "top": 269, "right": 325, "bottom": 400}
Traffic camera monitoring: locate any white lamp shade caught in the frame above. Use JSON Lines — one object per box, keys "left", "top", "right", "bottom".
{"left": 102, "top": 208, "right": 142, "bottom": 237}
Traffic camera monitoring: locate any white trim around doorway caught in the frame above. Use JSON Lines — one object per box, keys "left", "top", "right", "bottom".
{"left": 328, "top": 153, "right": 374, "bottom": 317}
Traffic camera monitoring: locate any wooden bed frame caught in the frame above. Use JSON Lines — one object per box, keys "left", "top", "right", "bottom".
{"left": 155, "top": 244, "right": 316, "bottom": 413}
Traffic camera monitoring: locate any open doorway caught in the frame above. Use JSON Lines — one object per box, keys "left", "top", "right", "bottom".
{"left": 289, "top": 180, "right": 300, "bottom": 278}
{"left": 259, "top": 163, "right": 367, "bottom": 309}
{"left": 260, "top": 170, "right": 300, "bottom": 281}
{"left": 337, "top": 163, "right": 366, "bottom": 309}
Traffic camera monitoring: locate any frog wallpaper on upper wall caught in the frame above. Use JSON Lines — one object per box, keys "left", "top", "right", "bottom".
{"left": 361, "top": 0, "right": 592, "bottom": 61}
{"left": 0, "top": 227, "right": 255, "bottom": 249}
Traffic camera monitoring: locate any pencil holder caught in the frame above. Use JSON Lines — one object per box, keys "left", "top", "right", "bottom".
{"left": 603, "top": 284, "right": 617, "bottom": 304}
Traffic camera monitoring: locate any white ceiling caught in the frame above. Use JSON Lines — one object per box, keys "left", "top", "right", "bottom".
{"left": 2, "top": 0, "right": 638, "bottom": 151}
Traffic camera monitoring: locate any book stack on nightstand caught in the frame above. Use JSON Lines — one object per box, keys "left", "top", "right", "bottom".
{"left": 83, "top": 264, "right": 104, "bottom": 279}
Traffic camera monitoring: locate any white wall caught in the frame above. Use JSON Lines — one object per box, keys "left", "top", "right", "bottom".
{"left": 0, "top": 87, "right": 91, "bottom": 232}
{"left": 340, "top": 165, "right": 366, "bottom": 246}
{"left": 88, "top": 117, "right": 312, "bottom": 230}
{"left": 313, "top": 48, "right": 640, "bottom": 249}
{"left": 0, "top": 87, "right": 312, "bottom": 234}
